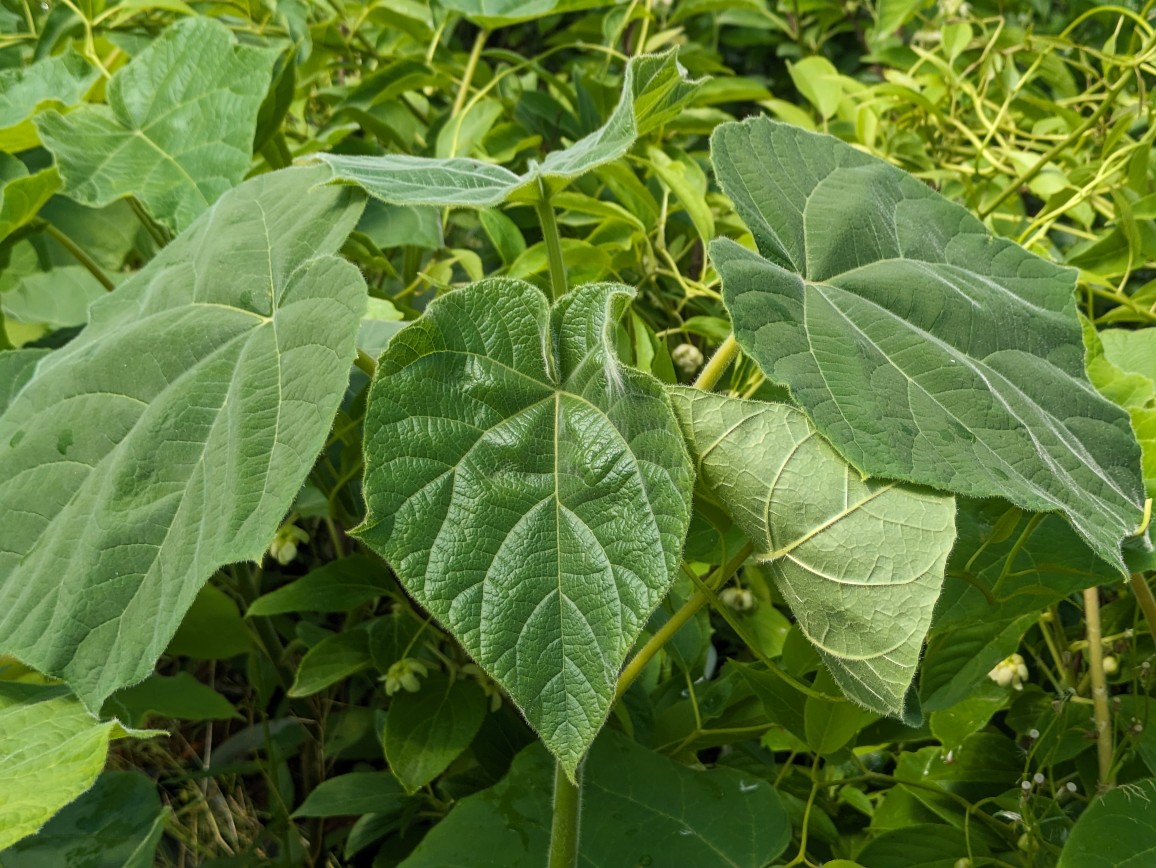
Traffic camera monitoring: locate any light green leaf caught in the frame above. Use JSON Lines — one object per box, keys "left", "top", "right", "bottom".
{"left": 400, "top": 730, "right": 791, "bottom": 867}
{"left": 318, "top": 49, "right": 702, "bottom": 209}
{"left": 668, "top": 387, "right": 955, "bottom": 718}
{"left": 711, "top": 118, "right": 1146, "bottom": 570}
{"left": 0, "top": 166, "right": 366, "bottom": 711}
{"left": 292, "top": 772, "right": 406, "bottom": 818}
{"left": 1087, "top": 324, "right": 1156, "bottom": 498}
{"left": 435, "top": 0, "right": 622, "bottom": 28}
{"left": 0, "top": 155, "right": 60, "bottom": 243}
{"left": 248, "top": 555, "right": 391, "bottom": 616}
{"left": 1, "top": 266, "right": 107, "bottom": 329}
{"left": 384, "top": 673, "right": 488, "bottom": 793}
{"left": 0, "top": 683, "right": 120, "bottom": 849}
{"left": 0, "top": 771, "right": 168, "bottom": 868}
{"left": 357, "top": 279, "right": 693, "bottom": 775}
{"left": 35, "top": 18, "right": 278, "bottom": 233}
{"left": 0, "top": 49, "right": 97, "bottom": 153}
{"left": 787, "top": 56, "right": 845, "bottom": 120}
{"left": 1058, "top": 778, "right": 1156, "bottom": 867}
{"left": 646, "top": 146, "right": 714, "bottom": 246}
{"left": 0, "top": 350, "right": 48, "bottom": 414}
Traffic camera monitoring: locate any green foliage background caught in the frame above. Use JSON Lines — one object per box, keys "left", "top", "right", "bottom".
{"left": 1, "top": 0, "right": 1155, "bottom": 865}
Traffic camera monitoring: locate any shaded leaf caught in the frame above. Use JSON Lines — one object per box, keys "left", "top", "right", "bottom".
{"left": 669, "top": 387, "right": 954, "bottom": 718}
{"left": 356, "top": 279, "right": 692, "bottom": 776}
{"left": 102, "top": 672, "right": 238, "bottom": 726}
{"left": 36, "top": 18, "right": 277, "bottom": 232}
{"left": 1057, "top": 778, "right": 1156, "bottom": 867}
{"left": 0, "top": 166, "right": 366, "bottom": 711}
{"left": 289, "top": 626, "right": 373, "bottom": 697}
{"left": 248, "top": 555, "right": 391, "bottom": 616}
{"left": 0, "top": 155, "right": 60, "bottom": 243}
{"left": 711, "top": 117, "right": 1146, "bottom": 570}
{"left": 292, "top": 771, "right": 406, "bottom": 818}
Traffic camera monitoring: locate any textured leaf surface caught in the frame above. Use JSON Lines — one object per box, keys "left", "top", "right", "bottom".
{"left": 401, "top": 731, "right": 790, "bottom": 867}
{"left": 35, "top": 18, "right": 277, "bottom": 233}
{"left": 318, "top": 49, "right": 701, "bottom": 208}
{"left": 711, "top": 117, "right": 1145, "bottom": 569}
{"left": 1058, "top": 778, "right": 1156, "bottom": 867}
{"left": 0, "top": 683, "right": 119, "bottom": 849}
{"left": 357, "top": 279, "right": 692, "bottom": 775}
{"left": 0, "top": 166, "right": 366, "bottom": 710}
{"left": 669, "top": 387, "right": 955, "bottom": 717}
{"left": 0, "top": 771, "right": 167, "bottom": 868}
{"left": 0, "top": 49, "right": 97, "bottom": 152}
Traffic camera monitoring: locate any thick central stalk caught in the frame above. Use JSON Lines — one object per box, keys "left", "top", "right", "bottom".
{"left": 536, "top": 178, "right": 568, "bottom": 301}
{"left": 548, "top": 760, "right": 582, "bottom": 867}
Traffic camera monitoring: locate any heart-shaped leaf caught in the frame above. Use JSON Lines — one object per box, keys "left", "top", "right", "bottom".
{"left": 356, "top": 279, "right": 693, "bottom": 775}
{"left": 317, "top": 49, "right": 702, "bottom": 208}
{"left": 35, "top": 17, "right": 277, "bottom": 233}
{"left": 0, "top": 166, "right": 366, "bottom": 710}
{"left": 711, "top": 117, "right": 1145, "bottom": 570}
{"left": 669, "top": 387, "right": 955, "bottom": 717}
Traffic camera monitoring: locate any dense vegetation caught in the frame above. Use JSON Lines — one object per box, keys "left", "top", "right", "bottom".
{"left": 1, "top": 0, "right": 1155, "bottom": 865}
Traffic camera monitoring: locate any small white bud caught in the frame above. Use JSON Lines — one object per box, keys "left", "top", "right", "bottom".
{"left": 989, "top": 653, "right": 1029, "bottom": 690}
{"left": 719, "top": 587, "right": 756, "bottom": 612}
{"left": 672, "top": 343, "right": 705, "bottom": 376}
{"left": 268, "top": 523, "right": 309, "bottom": 565}
{"left": 1102, "top": 655, "right": 1119, "bottom": 675}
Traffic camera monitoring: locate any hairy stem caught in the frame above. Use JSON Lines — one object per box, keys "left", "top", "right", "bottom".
{"left": 548, "top": 760, "right": 582, "bottom": 868}
{"left": 536, "top": 179, "right": 567, "bottom": 301}
{"left": 38, "top": 220, "right": 116, "bottom": 292}
{"left": 1083, "top": 585, "right": 1115, "bottom": 790}
{"left": 693, "top": 334, "right": 739, "bottom": 391}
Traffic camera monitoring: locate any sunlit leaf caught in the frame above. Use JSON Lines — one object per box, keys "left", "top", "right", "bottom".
{"left": 0, "top": 49, "right": 97, "bottom": 153}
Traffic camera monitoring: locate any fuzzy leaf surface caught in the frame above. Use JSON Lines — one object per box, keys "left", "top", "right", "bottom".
{"left": 711, "top": 117, "right": 1145, "bottom": 570}
{"left": 669, "top": 387, "right": 955, "bottom": 717}
{"left": 357, "top": 279, "right": 692, "bottom": 775}
{"left": 0, "top": 166, "right": 366, "bottom": 710}
{"left": 318, "top": 49, "right": 701, "bottom": 208}
{"left": 35, "top": 17, "right": 277, "bottom": 233}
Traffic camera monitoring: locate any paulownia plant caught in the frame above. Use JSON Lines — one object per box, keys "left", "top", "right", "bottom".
{"left": 0, "top": 45, "right": 1149, "bottom": 864}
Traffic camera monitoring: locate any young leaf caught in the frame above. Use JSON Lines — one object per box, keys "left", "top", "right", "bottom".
{"left": 0, "top": 155, "right": 60, "bottom": 244}
{"left": 0, "top": 49, "right": 97, "bottom": 153}
{"left": 711, "top": 117, "right": 1145, "bottom": 570}
{"left": 317, "top": 49, "right": 702, "bottom": 209}
{"left": 668, "top": 387, "right": 955, "bottom": 718}
{"left": 292, "top": 772, "right": 406, "bottom": 818}
{"left": 1086, "top": 324, "right": 1156, "bottom": 498}
{"left": 0, "top": 166, "right": 366, "bottom": 711}
{"left": 35, "top": 17, "right": 278, "bottom": 233}
{"left": 247, "top": 555, "right": 391, "bottom": 616}
{"left": 356, "top": 279, "right": 693, "bottom": 776}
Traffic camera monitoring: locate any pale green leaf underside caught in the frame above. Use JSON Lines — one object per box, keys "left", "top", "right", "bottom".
{"left": 669, "top": 387, "right": 955, "bottom": 717}
{"left": 357, "top": 279, "right": 693, "bottom": 776}
{"left": 0, "top": 49, "right": 97, "bottom": 153}
{"left": 712, "top": 117, "right": 1145, "bottom": 570}
{"left": 35, "top": 17, "right": 277, "bottom": 233}
{"left": 317, "top": 49, "right": 702, "bottom": 208}
{"left": 0, "top": 166, "right": 366, "bottom": 711}
{"left": 0, "top": 683, "right": 118, "bottom": 849}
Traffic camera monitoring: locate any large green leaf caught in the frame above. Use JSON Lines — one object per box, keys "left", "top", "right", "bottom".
{"left": 0, "top": 771, "right": 167, "bottom": 867}
{"left": 318, "top": 49, "right": 702, "bottom": 208}
{"left": 1058, "top": 777, "right": 1156, "bottom": 867}
{"left": 0, "top": 49, "right": 97, "bottom": 153}
{"left": 669, "top": 388, "right": 955, "bottom": 717}
{"left": 35, "top": 18, "right": 277, "bottom": 233}
{"left": 710, "top": 117, "right": 1145, "bottom": 570}
{"left": 0, "top": 683, "right": 121, "bottom": 849}
{"left": 401, "top": 731, "right": 790, "bottom": 867}
{"left": 356, "top": 279, "right": 693, "bottom": 776}
{"left": 437, "top": 0, "right": 621, "bottom": 27}
{"left": 0, "top": 166, "right": 366, "bottom": 711}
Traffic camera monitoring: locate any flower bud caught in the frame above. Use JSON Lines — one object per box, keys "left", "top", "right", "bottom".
{"left": 672, "top": 343, "right": 705, "bottom": 376}
{"left": 719, "top": 586, "right": 756, "bottom": 612}
{"left": 268, "top": 523, "right": 309, "bottom": 565}
{"left": 383, "top": 658, "right": 429, "bottom": 695}
{"left": 988, "top": 653, "right": 1029, "bottom": 690}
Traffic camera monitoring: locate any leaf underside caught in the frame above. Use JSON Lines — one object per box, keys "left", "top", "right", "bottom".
{"left": 669, "top": 387, "right": 955, "bottom": 718}
{"left": 356, "top": 279, "right": 693, "bottom": 776}
{"left": 317, "top": 49, "right": 702, "bottom": 208}
{"left": 0, "top": 166, "right": 366, "bottom": 711}
{"left": 711, "top": 117, "right": 1145, "bottom": 570}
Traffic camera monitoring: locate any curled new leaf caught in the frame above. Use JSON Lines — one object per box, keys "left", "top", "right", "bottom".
{"left": 669, "top": 387, "right": 955, "bottom": 718}
{"left": 356, "top": 279, "right": 693, "bottom": 776}
{"left": 711, "top": 117, "right": 1145, "bottom": 570}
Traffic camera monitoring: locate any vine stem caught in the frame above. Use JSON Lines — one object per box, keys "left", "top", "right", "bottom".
{"left": 536, "top": 178, "right": 567, "bottom": 301}
{"left": 38, "top": 221, "right": 116, "bottom": 292}
{"left": 1129, "top": 572, "right": 1156, "bottom": 643}
{"left": 692, "top": 334, "right": 739, "bottom": 391}
{"left": 1083, "top": 585, "right": 1115, "bottom": 790}
{"left": 451, "top": 27, "right": 489, "bottom": 123}
{"left": 548, "top": 761, "right": 582, "bottom": 868}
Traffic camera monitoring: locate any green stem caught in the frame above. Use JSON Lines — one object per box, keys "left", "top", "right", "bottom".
{"left": 1129, "top": 572, "right": 1156, "bottom": 648}
{"left": 548, "top": 760, "right": 582, "bottom": 868}
{"left": 692, "top": 334, "right": 739, "bottom": 391}
{"left": 536, "top": 179, "right": 567, "bottom": 301}
{"left": 38, "top": 221, "right": 116, "bottom": 292}
{"left": 451, "top": 27, "right": 489, "bottom": 121}
{"left": 128, "top": 196, "right": 169, "bottom": 248}
{"left": 355, "top": 349, "right": 377, "bottom": 378}
{"left": 1083, "top": 585, "right": 1115, "bottom": 791}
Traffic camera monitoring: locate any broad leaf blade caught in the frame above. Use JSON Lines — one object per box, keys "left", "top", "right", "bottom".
{"left": 711, "top": 117, "right": 1145, "bottom": 570}
{"left": 0, "top": 155, "right": 60, "bottom": 244}
{"left": 669, "top": 387, "right": 955, "bottom": 717}
{"left": 318, "top": 49, "right": 702, "bottom": 209}
{"left": 357, "top": 279, "right": 692, "bottom": 775}
{"left": 0, "top": 49, "right": 97, "bottom": 153}
{"left": 436, "top": 0, "right": 620, "bottom": 27}
{"left": 0, "top": 166, "right": 366, "bottom": 710}
{"left": 1058, "top": 777, "right": 1156, "bottom": 867}
{"left": 35, "top": 18, "right": 277, "bottom": 233}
